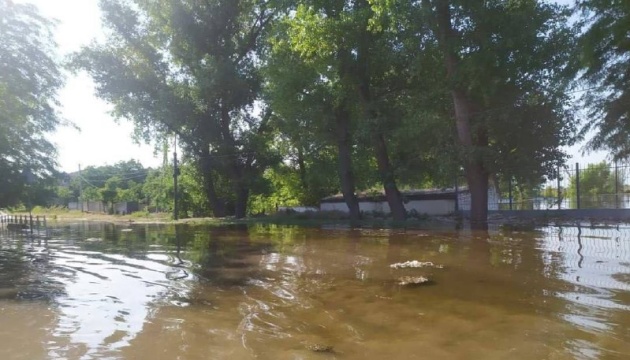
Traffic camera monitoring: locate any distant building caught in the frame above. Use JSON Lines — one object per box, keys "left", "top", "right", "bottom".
{"left": 68, "top": 201, "right": 139, "bottom": 215}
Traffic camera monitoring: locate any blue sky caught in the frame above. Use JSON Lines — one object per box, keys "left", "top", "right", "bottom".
{"left": 17, "top": 0, "right": 607, "bottom": 172}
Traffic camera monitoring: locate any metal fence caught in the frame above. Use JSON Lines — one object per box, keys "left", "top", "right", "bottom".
{"left": 496, "top": 162, "right": 630, "bottom": 211}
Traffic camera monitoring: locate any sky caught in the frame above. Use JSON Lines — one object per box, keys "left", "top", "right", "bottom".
{"left": 16, "top": 0, "right": 163, "bottom": 173}
{"left": 16, "top": 0, "right": 608, "bottom": 173}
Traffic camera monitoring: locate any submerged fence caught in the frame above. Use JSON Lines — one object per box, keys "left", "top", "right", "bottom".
{"left": 0, "top": 213, "right": 47, "bottom": 233}
{"left": 494, "top": 162, "right": 630, "bottom": 211}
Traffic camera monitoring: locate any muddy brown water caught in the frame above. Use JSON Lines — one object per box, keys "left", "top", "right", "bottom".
{"left": 1, "top": 222, "right": 629, "bottom": 359}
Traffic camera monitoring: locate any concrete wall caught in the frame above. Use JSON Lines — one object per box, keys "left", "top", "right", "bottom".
{"left": 321, "top": 201, "right": 394, "bottom": 214}
{"left": 278, "top": 206, "right": 319, "bottom": 213}
{"left": 359, "top": 201, "right": 391, "bottom": 214}
{"left": 68, "top": 201, "right": 137, "bottom": 214}
{"left": 321, "top": 187, "right": 499, "bottom": 215}
{"left": 114, "top": 202, "right": 139, "bottom": 215}
{"left": 68, "top": 201, "right": 106, "bottom": 213}
{"left": 321, "top": 199, "right": 456, "bottom": 216}
{"left": 320, "top": 202, "right": 352, "bottom": 212}
{"left": 406, "top": 199, "right": 455, "bottom": 215}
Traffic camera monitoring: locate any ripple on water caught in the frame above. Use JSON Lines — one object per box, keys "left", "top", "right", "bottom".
{"left": 2, "top": 223, "right": 630, "bottom": 359}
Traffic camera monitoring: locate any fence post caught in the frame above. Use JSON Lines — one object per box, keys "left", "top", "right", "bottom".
{"left": 454, "top": 177, "right": 459, "bottom": 213}
{"left": 557, "top": 165, "right": 562, "bottom": 210}
{"left": 576, "top": 162, "right": 581, "bottom": 209}
{"left": 615, "top": 162, "right": 619, "bottom": 208}
{"left": 508, "top": 177, "right": 513, "bottom": 210}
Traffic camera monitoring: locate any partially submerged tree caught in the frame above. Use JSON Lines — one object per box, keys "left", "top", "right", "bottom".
{"left": 373, "top": 0, "right": 578, "bottom": 227}
{"left": 266, "top": 0, "right": 418, "bottom": 221}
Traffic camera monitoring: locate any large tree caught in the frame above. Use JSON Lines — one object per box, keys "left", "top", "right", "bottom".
{"left": 73, "top": 0, "right": 279, "bottom": 218}
{"left": 374, "top": 0, "right": 578, "bottom": 227}
{"left": 266, "top": 0, "right": 415, "bottom": 221}
{"left": 578, "top": 0, "right": 630, "bottom": 160}
{"left": 0, "top": 0, "right": 64, "bottom": 206}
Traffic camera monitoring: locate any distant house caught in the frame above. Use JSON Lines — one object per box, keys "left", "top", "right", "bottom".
{"left": 320, "top": 187, "right": 499, "bottom": 216}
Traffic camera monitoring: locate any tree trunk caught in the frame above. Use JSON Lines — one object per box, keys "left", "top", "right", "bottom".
{"left": 434, "top": 0, "right": 488, "bottom": 228}
{"left": 220, "top": 106, "right": 251, "bottom": 218}
{"left": 352, "top": 1, "right": 406, "bottom": 222}
{"left": 451, "top": 89, "right": 489, "bottom": 227}
{"left": 234, "top": 184, "right": 249, "bottom": 219}
{"left": 296, "top": 146, "right": 308, "bottom": 193}
{"left": 200, "top": 148, "right": 227, "bottom": 217}
{"left": 374, "top": 133, "right": 407, "bottom": 221}
{"left": 335, "top": 106, "right": 361, "bottom": 221}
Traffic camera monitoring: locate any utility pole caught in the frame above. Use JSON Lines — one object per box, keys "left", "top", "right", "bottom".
{"left": 79, "top": 164, "right": 84, "bottom": 212}
{"left": 173, "top": 135, "right": 179, "bottom": 221}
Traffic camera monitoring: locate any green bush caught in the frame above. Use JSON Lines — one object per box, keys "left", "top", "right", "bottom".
{"left": 130, "top": 210, "right": 150, "bottom": 218}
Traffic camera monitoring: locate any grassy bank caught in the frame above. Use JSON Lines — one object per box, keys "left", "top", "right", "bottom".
{"left": 10, "top": 207, "right": 612, "bottom": 230}
{"left": 9, "top": 206, "right": 172, "bottom": 224}
{"left": 9, "top": 207, "right": 452, "bottom": 228}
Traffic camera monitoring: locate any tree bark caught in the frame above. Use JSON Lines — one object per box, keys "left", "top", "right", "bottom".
{"left": 220, "top": 106, "right": 251, "bottom": 218}
{"left": 200, "top": 147, "right": 227, "bottom": 217}
{"left": 354, "top": 0, "right": 406, "bottom": 221}
{"left": 434, "top": 0, "right": 488, "bottom": 228}
{"left": 296, "top": 146, "right": 308, "bottom": 193}
{"left": 335, "top": 105, "right": 361, "bottom": 221}
{"left": 374, "top": 133, "right": 407, "bottom": 221}
{"left": 234, "top": 184, "right": 249, "bottom": 219}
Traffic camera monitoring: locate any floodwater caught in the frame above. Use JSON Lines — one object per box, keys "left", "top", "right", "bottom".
{"left": 1, "top": 222, "right": 630, "bottom": 360}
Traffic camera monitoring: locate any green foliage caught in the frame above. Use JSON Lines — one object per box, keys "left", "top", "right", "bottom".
{"left": 142, "top": 168, "right": 172, "bottom": 213}
{"left": 73, "top": 0, "right": 281, "bottom": 217}
{"left": 59, "top": 0, "right": 593, "bottom": 219}
{"left": 130, "top": 210, "right": 150, "bottom": 218}
{"left": 99, "top": 176, "right": 121, "bottom": 213}
{"left": 568, "top": 162, "right": 623, "bottom": 198}
{"left": 56, "top": 186, "right": 73, "bottom": 205}
{"left": 0, "top": 0, "right": 64, "bottom": 207}
{"left": 578, "top": 0, "right": 630, "bottom": 160}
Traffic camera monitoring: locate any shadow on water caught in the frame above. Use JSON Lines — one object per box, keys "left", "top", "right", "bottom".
{"left": 1, "top": 221, "right": 630, "bottom": 359}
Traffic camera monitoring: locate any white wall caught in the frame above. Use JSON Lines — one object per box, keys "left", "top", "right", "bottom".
{"left": 322, "top": 199, "right": 455, "bottom": 216}
{"left": 278, "top": 206, "right": 319, "bottom": 213}
{"left": 320, "top": 202, "right": 350, "bottom": 212}
{"left": 68, "top": 201, "right": 105, "bottom": 213}
{"left": 321, "top": 187, "right": 498, "bottom": 215}
{"left": 405, "top": 199, "right": 455, "bottom": 215}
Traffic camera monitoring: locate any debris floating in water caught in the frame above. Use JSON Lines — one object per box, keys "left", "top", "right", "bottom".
{"left": 305, "top": 343, "right": 334, "bottom": 353}
{"left": 389, "top": 260, "right": 443, "bottom": 269}
{"left": 397, "top": 276, "right": 431, "bottom": 286}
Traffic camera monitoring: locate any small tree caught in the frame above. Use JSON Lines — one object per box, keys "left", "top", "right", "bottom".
{"left": 99, "top": 176, "right": 121, "bottom": 214}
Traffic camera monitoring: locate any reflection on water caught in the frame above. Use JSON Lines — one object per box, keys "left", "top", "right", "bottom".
{"left": 1, "top": 222, "right": 630, "bottom": 359}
